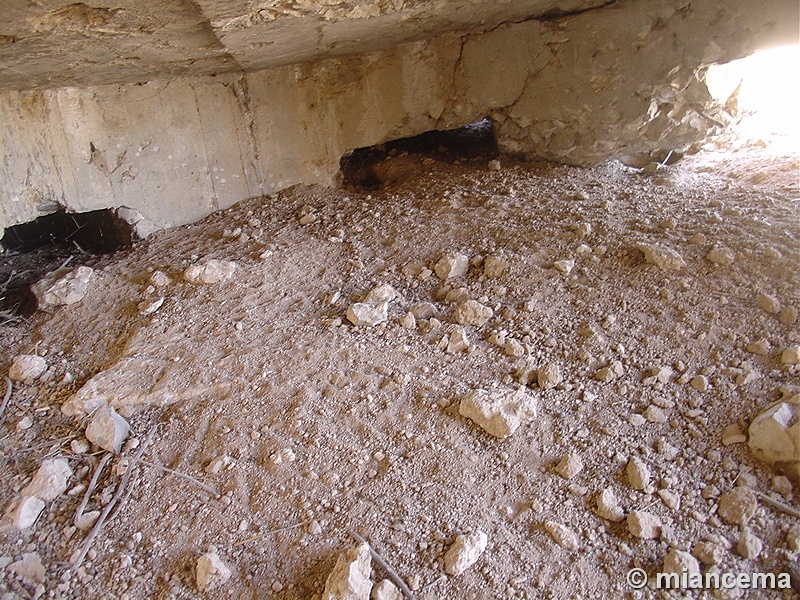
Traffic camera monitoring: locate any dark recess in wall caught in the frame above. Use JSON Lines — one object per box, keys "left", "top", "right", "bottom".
{"left": 340, "top": 118, "right": 498, "bottom": 189}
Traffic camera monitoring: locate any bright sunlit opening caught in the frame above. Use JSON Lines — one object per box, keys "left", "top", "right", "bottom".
{"left": 706, "top": 44, "right": 800, "bottom": 152}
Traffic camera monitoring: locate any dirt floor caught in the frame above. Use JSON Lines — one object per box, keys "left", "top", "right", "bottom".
{"left": 0, "top": 133, "right": 798, "bottom": 600}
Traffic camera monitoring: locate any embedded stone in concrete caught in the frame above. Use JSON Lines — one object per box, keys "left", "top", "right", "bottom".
{"left": 459, "top": 388, "right": 536, "bottom": 438}
{"left": 322, "top": 543, "right": 372, "bottom": 600}
{"left": 444, "top": 531, "right": 488, "bottom": 576}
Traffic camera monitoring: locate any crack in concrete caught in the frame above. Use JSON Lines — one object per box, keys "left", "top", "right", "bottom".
{"left": 185, "top": 0, "right": 245, "bottom": 72}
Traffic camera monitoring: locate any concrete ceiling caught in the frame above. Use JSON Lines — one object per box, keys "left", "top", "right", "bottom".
{"left": 0, "top": 0, "right": 610, "bottom": 90}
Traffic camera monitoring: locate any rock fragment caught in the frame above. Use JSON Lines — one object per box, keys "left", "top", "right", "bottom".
{"left": 787, "top": 523, "right": 800, "bottom": 552}
{"left": 747, "top": 400, "right": 800, "bottom": 471}
{"left": 483, "top": 255, "right": 510, "bottom": 278}
{"left": 149, "top": 270, "right": 172, "bottom": 287}
{"left": 372, "top": 579, "right": 402, "bottom": 600}
{"left": 737, "top": 529, "right": 762, "bottom": 559}
{"left": 662, "top": 549, "right": 700, "bottom": 576}
{"left": 638, "top": 244, "right": 685, "bottom": 270}
{"left": 555, "top": 453, "right": 583, "bottom": 480}
{"left": 690, "top": 375, "right": 709, "bottom": 392}
{"left": 626, "top": 457, "right": 650, "bottom": 491}
{"left": 8, "top": 355, "right": 47, "bottom": 383}
{"left": 85, "top": 405, "right": 130, "bottom": 453}
{"left": 347, "top": 303, "right": 388, "bottom": 327}
{"left": 504, "top": 339, "right": 525, "bottom": 357}
{"left": 459, "top": 388, "right": 536, "bottom": 438}
{"left": 779, "top": 306, "right": 798, "bottom": 326}
{"left": 596, "top": 488, "right": 624, "bottom": 522}
{"left": 717, "top": 487, "right": 758, "bottom": 525}
{"left": 627, "top": 511, "right": 661, "bottom": 539}
{"left": 781, "top": 346, "right": 800, "bottom": 365}
{"left": 8, "top": 553, "right": 45, "bottom": 585}
{"left": 446, "top": 328, "right": 470, "bottom": 354}
{"left": 444, "top": 531, "right": 488, "bottom": 576}
{"left": 322, "top": 544, "right": 372, "bottom": 600}
{"left": 0, "top": 459, "right": 72, "bottom": 532}
{"left": 706, "top": 247, "right": 735, "bottom": 266}
{"left": 721, "top": 424, "right": 747, "bottom": 446}
{"left": 692, "top": 541, "right": 725, "bottom": 565}
{"left": 196, "top": 553, "right": 232, "bottom": 593}
{"left": 184, "top": 259, "right": 237, "bottom": 284}
{"left": 544, "top": 521, "right": 579, "bottom": 551}
{"left": 537, "top": 363, "right": 562, "bottom": 390}
{"left": 454, "top": 300, "right": 494, "bottom": 327}
{"left": 33, "top": 266, "right": 94, "bottom": 308}
{"left": 409, "top": 302, "right": 436, "bottom": 320}
{"left": 363, "top": 284, "right": 397, "bottom": 304}
{"left": 757, "top": 293, "right": 781, "bottom": 314}
{"left": 553, "top": 259, "right": 575, "bottom": 274}
{"left": 594, "top": 360, "right": 624, "bottom": 382}
{"left": 434, "top": 253, "right": 469, "bottom": 280}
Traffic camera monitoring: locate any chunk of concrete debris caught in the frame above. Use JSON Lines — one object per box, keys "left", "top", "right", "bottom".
{"left": 434, "top": 253, "right": 469, "bottom": 280}
{"left": 537, "top": 363, "right": 562, "bottom": 390}
{"left": 747, "top": 400, "right": 800, "bottom": 470}
{"left": 8, "top": 552, "right": 46, "bottom": 585}
{"left": 553, "top": 259, "right": 575, "bottom": 274}
{"left": 196, "top": 552, "right": 232, "bottom": 593}
{"left": 737, "top": 529, "right": 762, "bottom": 559}
{"left": 721, "top": 424, "right": 747, "bottom": 446}
{"left": 663, "top": 549, "right": 700, "bottom": 576}
{"left": 85, "top": 405, "right": 130, "bottom": 453}
{"left": 454, "top": 300, "right": 494, "bottom": 327}
{"left": 781, "top": 346, "right": 800, "bottom": 365}
{"left": 544, "top": 521, "right": 579, "bottom": 551}
{"left": 459, "top": 388, "right": 536, "bottom": 438}
{"left": 757, "top": 293, "right": 781, "bottom": 315}
{"left": 8, "top": 355, "right": 47, "bottom": 383}
{"left": 555, "top": 453, "right": 583, "bottom": 480}
{"left": 692, "top": 541, "right": 725, "bottom": 565}
{"left": 184, "top": 259, "right": 237, "bottom": 284}
{"left": 322, "top": 543, "right": 372, "bottom": 600}
{"left": 594, "top": 360, "right": 624, "bottom": 382}
{"left": 372, "top": 579, "right": 402, "bottom": 600}
{"left": 444, "top": 531, "right": 488, "bottom": 576}
{"left": 33, "top": 266, "right": 94, "bottom": 308}
{"left": 637, "top": 243, "right": 685, "bottom": 270}
{"left": 347, "top": 303, "right": 388, "bottom": 327}
{"left": 706, "top": 247, "right": 735, "bottom": 266}
{"left": 626, "top": 457, "right": 650, "bottom": 491}
{"left": 483, "top": 255, "right": 510, "bottom": 278}
{"left": 717, "top": 487, "right": 758, "bottom": 525}
{"left": 446, "top": 328, "right": 470, "bottom": 354}
{"left": 627, "top": 511, "right": 661, "bottom": 539}
{"left": 596, "top": 488, "right": 624, "bottom": 522}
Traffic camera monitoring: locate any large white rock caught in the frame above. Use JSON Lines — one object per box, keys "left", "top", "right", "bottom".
{"left": 8, "top": 355, "right": 47, "bottom": 383}
{"left": 184, "top": 259, "right": 237, "bottom": 284}
{"left": 748, "top": 400, "right": 800, "bottom": 470}
{"left": 23, "top": 458, "right": 72, "bottom": 501}
{"left": 444, "top": 531, "right": 488, "bottom": 576}
{"left": 453, "top": 300, "right": 493, "bottom": 327}
{"left": 459, "top": 388, "right": 536, "bottom": 438}
{"left": 347, "top": 302, "right": 389, "bottom": 327}
{"left": 196, "top": 552, "right": 232, "bottom": 592}
{"left": 322, "top": 543, "right": 372, "bottom": 600}
{"left": 434, "top": 253, "right": 469, "bottom": 280}
{"left": 33, "top": 266, "right": 94, "bottom": 308}
{"left": 85, "top": 405, "right": 130, "bottom": 453}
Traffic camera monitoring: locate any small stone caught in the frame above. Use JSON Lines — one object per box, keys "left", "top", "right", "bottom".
{"left": 544, "top": 521, "right": 579, "bottom": 551}
{"left": 627, "top": 511, "right": 661, "bottom": 539}
{"left": 149, "top": 270, "right": 172, "bottom": 287}
{"left": 70, "top": 439, "right": 90, "bottom": 454}
{"left": 596, "top": 488, "right": 624, "bottom": 522}
{"left": 307, "top": 520, "right": 323, "bottom": 536}
{"left": 593, "top": 360, "right": 623, "bottom": 382}
{"left": 75, "top": 510, "right": 100, "bottom": 531}
{"left": 483, "top": 255, "right": 510, "bottom": 278}
{"left": 138, "top": 297, "right": 164, "bottom": 315}
{"left": 399, "top": 312, "right": 416, "bottom": 329}
{"left": 638, "top": 244, "right": 686, "bottom": 270}
{"left": 771, "top": 475, "right": 792, "bottom": 497}
{"left": 736, "top": 529, "right": 762, "bottom": 559}
{"left": 626, "top": 457, "right": 650, "bottom": 490}
{"left": 23, "top": 459, "right": 72, "bottom": 501}
{"left": 553, "top": 259, "right": 575, "bottom": 274}
{"left": 8, "top": 355, "right": 47, "bottom": 383}
{"left": 663, "top": 549, "right": 700, "bottom": 576}
{"left": 371, "top": 579, "right": 402, "bottom": 600}
{"left": 322, "top": 543, "right": 372, "bottom": 600}
{"left": 444, "top": 531, "right": 488, "bottom": 576}
{"left": 657, "top": 490, "right": 680, "bottom": 510}
{"left": 576, "top": 222, "right": 592, "bottom": 237}
{"left": 555, "top": 453, "right": 583, "bottom": 480}
{"left": 692, "top": 541, "right": 725, "bottom": 565}
{"left": 8, "top": 553, "right": 45, "bottom": 584}
{"left": 33, "top": 266, "right": 94, "bottom": 308}
{"left": 706, "top": 247, "right": 735, "bottom": 266}
{"left": 690, "top": 375, "right": 709, "bottom": 392}
{"left": 347, "top": 303, "right": 388, "bottom": 327}
{"left": 644, "top": 405, "right": 668, "bottom": 424}
{"left": 757, "top": 293, "right": 781, "bottom": 314}
{"left": 454, "top": 300, "right": 494, "bottom": 327}
{"left": 717, "top": 487, "right": 758, "bottom": 525}
{"left": 748, "top": 400, "right": 800, "bottom": 468}
{"left": 537, "top": 363, "right": 562, "bottom": 390}
{"left": 446, "top": 328, "right": 470, "bottom": 354}
{"left": 459, "top": 388, "right": 536, "bottom": 438}
{"left": 16, "top": 416, "right": 33, "bottom": 430}
{"left": 504, "top": 339, "right": 525, "bottom": 357}
{"left": 409, "top": 302, "right": 436, "bottom": 320}
{"left": 781, "top": 346, "right": 800, "bottom": 365}
{"left": 196, "top": 553, "right": 232, "bottom": 592}
{"left": 363, "top": 284, "right": 397, "bottom": 304}
{"left": 787, "top": 523, "right": 800, "bottom": 551}
{"left": 1, "top": 496, "right": 45, "bottom": 531}
{"left": 745, "top": 338, "right": 770, "bottom": 356}
{"left": 488, "top": 159, "right": 501, "bottom": 171}
{"left": 85, "top": 405, "right": 130, "bottom": 454}
{"left": 721, "top": 424, "right": 746, "bottom": 446}
{"left": 434, "top": 253, "right": 469, "bottom": 280}
{"left": 183, "top": 259, "right": 237, "bottom": 284}
{"left": 779, "top": 305, "right": 798, "bottom": 326}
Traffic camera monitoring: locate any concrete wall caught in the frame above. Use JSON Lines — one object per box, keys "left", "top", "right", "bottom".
{"left": 1, "top": 0, "right": 797, "bottom": 235}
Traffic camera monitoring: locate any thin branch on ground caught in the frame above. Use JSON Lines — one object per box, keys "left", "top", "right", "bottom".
{"left": 70, "top": 425, "right": 156, "bottom": 571}
{"left": 755, "top": 491, "right": 800, "bottom": 519}
{"left": 131, "top": 458, "right": 219, "bottom": 498}
{"left": 233, "top": 518, "right": 319, "bottom": 548}
{"left": 0, "top": 377, "right": 12, "bottom": 426}
{"left": 74, "top": 453, "right": 112, "bottom": 527}
{"left": 349, "top": 530, "right": 417, "bottom": 600}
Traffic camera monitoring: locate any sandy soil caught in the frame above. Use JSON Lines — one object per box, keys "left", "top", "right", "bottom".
{"left": 0, "top": 138, "right": 798, "bottom": 600}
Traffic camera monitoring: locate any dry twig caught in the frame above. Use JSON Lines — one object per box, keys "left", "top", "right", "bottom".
{"left": 74, "top": 453, "right": 112, "bottom": 527}
{"left": 0, "top": 377, "right": 12, "bottom": 425}
{"left": 349, "top": 530, "right": 416, "bottom": 600}
{"left": 233, "top": 518, "right": 317, "bottom": 548}
{"left": 755, "top": 491, "right": 800, "bottom": 519}
{"left": 131, "top": 458, "right": 219, "bottom": 498}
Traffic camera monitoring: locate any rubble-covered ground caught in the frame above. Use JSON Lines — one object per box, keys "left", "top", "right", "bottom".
{"left": 0, "top": 135, "right": 798, "bottom": 600}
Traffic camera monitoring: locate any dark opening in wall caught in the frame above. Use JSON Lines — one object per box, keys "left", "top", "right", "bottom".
{"left": 340, "top": 118, "right": 498, "bottom": 189}
{"left": 1, "top": 209, "right": 132, "bottom": 318}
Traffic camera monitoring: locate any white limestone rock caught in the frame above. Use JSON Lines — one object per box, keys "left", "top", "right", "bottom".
{"left": 627, "top": 510, "right": 661, "bottom": 539}
{"left": 434, "top": 253, "right": 469, "bottom": 280}
{"left": 8, "top": 355, "right": 47, "bottom": 383}
{"left": 85, "top": 405, "right": 130, "bottom": 453}
{"left": 717, "top": 487, "right": 758, "bottom": 525}
{"left": 692, "top": 541, "right": 725, "bottom": 565}
{"left": 706, "top": 247, "right": 735, "bottom": 266}
{"left": 781, "top": 346, "right": 800, "bottom": 365}
{"left": 626, "top": 457, "right": 650, "bottom": 491}
{"left": 23, "top": 459, "right": 72, "bottom": 501}
{"left": 363, "top": 284, "right": 397, "bottom": 304}
{"left": 446, "top": 328, "right": 470, "bottom": 353}
{"left": 747, "top": 400, "right": 800, "bottom": 470}
{"left": 454, "top": 300, "right": 494, "bottom": 327}
{"left": 483, "top": 255, "right": 510, "bottom": 278}
{"left": 544, "top": 521, "right": 579, "bottom": 551}
{"left": 459, "top": 388, "right": 536, "bottom": 438}
{"left": 443, "top": 531, "right": 488, "bottom": 576}
{"left": 737, "top": 529, "right": 762, "bottom": 559}
{"left": 593, "top": 360, "right": 624, "bottom": 382}
{"left": 196, "top": 552, "right": 232, "bottom": 592}
{"left": 184, "top": 259, "right": 237, "bottom": 284}
{"left": 347, "top": 302, "right": 389, "bottom": 327}
{"left": 322, "top": 543, "right": 372, "bottom": 600}
{"left": 8, "top": 552, "right": 46, "bottom": 585}
{"left": 553, "top": 259, "right": 575, "bottom": 274}
{"left": 555, "top": 453, "right": 583, "bottom": 480}
{"left": 663, "top": 549, "right": 700, "bottom": 576}
{"left": 537, "top": 363, "right": 562, "bottom": 390}
{"left": 33, "top": 266, "right": 94, "bottom": 308}
{"left": 371, "top": 579, "right": 402, "bottom": 600}
{"left": 596, "top": 487, "right": 624, "bottom": 522}
{"left": 638, "top": 243, "right": 685, "bottom": 270}
{"left": 1, "top": 496, "right": 45, "bottom": 531}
